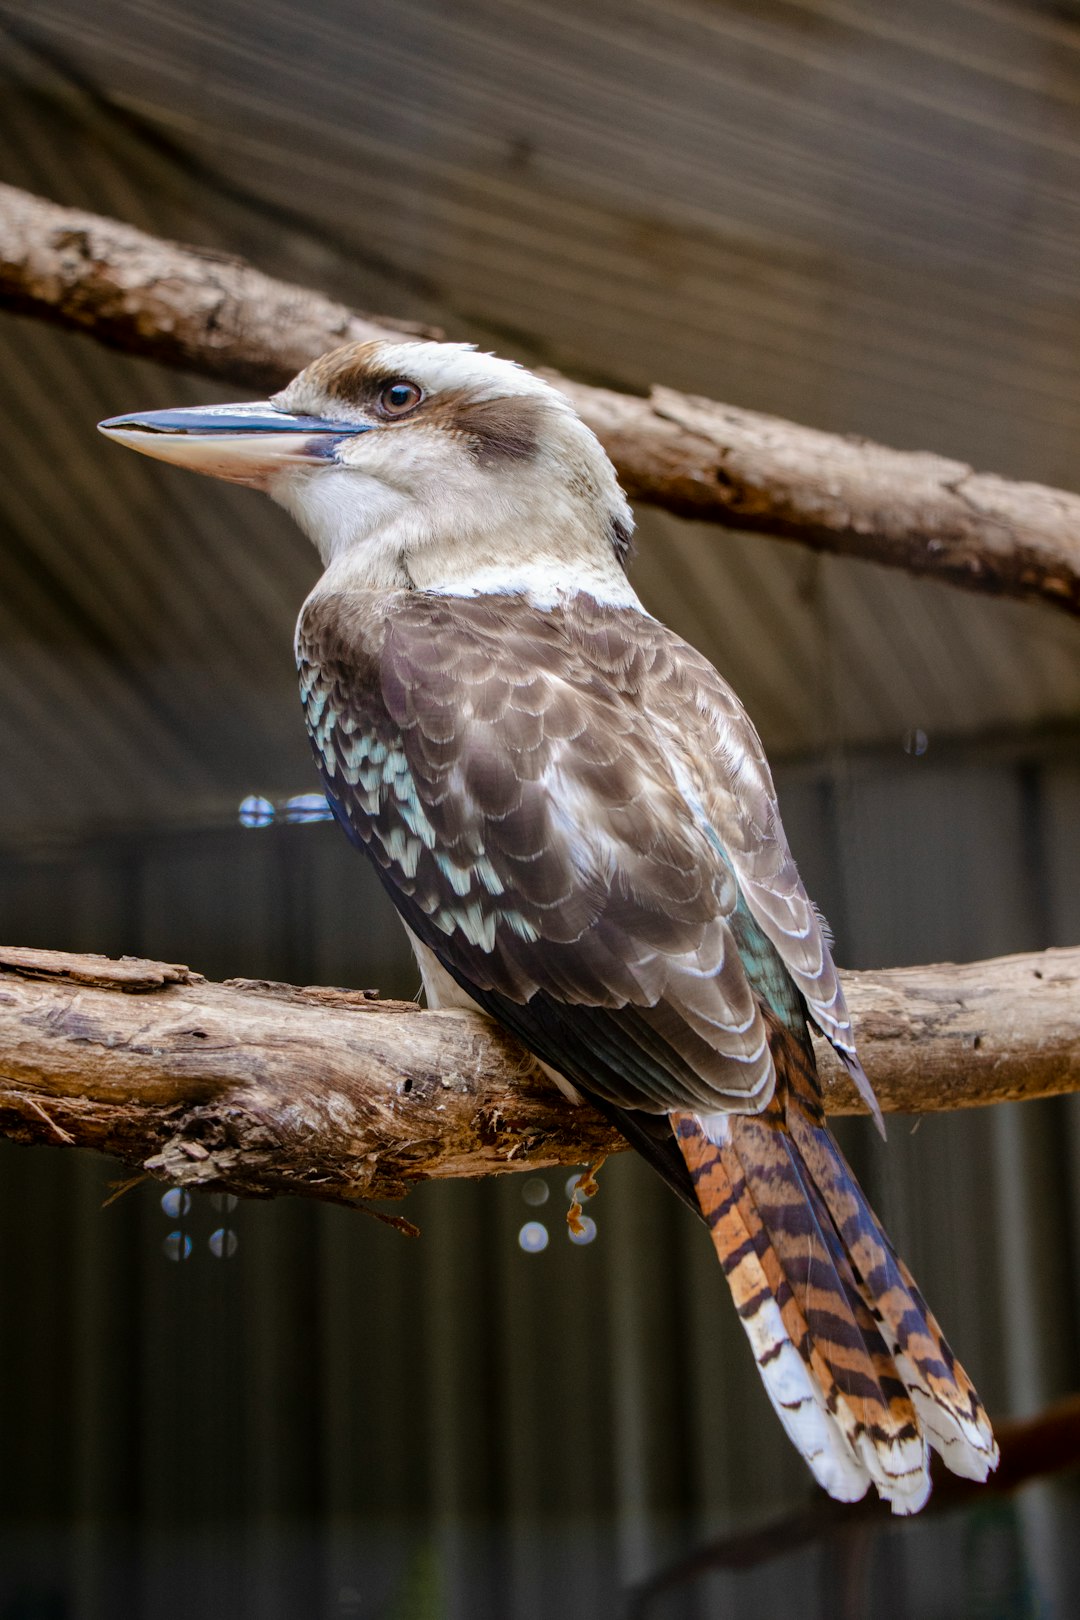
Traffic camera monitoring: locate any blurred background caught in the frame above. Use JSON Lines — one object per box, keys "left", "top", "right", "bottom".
{"left": 1, "top": 0, "right": 1079, "bottom": 1615}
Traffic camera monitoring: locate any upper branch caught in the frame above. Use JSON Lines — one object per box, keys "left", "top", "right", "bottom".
{"left": 3, "top": 181, "right": 1080, "bottom": 616}
{"left": 0, "top": 944, "right": 1076, "bottom": 1210}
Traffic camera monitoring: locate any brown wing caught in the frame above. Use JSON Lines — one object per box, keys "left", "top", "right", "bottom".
{"left": 297, "top": 587, "right": 779, "bottom": 1116}
{"left": 639, "top": 630, "right": 857, "bottom": 1057}
{"left": 641, "top": 626, "right": 882, "bottom": 1122}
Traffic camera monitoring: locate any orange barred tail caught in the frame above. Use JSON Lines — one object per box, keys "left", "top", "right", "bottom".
{"left": 673, "top": 1038, "right": 998, "bottom": 1514}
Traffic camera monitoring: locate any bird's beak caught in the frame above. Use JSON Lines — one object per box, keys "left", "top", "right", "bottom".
{"left": 97, "top": 401, "right": 376, "bottom": 488}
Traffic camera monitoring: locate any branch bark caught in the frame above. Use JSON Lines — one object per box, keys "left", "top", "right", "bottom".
{"left": 3, "top": 180, "right": 1080, "bottom": 616}
{"left": 0, "top": 944, "right": 1076, "bottom": 1209}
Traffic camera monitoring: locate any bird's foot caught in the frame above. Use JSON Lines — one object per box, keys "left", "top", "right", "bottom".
{"left": 566, "top": 1156, "right": 606, "bottom": 1234}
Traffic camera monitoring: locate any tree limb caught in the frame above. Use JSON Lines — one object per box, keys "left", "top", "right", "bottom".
{"left": 626, "top": 1392, "right": 1080, "bottom": 1617}
{"left": 3, "top": 180, "right": 1080, "bottom": 617}
{"left": 0, "top": 944, "right": 1076, "bottom": 1208}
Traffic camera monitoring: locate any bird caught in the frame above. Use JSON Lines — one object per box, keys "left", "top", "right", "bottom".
{"left": 99, "top": 338, "right": 998, "bottom": 1512}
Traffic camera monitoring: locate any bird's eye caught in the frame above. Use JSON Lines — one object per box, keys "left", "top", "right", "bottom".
{"left": 379, "top": 380, "right": 423, "bottom": 416}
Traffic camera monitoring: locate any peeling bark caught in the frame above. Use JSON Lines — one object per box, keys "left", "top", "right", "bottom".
{"left": 0, "top": 944, "right": 1076, "bottom": 1209}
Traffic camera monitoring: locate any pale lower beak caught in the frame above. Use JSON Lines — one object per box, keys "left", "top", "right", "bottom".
{"left": 97, "top": 401, "right": 376, "bottom": 487}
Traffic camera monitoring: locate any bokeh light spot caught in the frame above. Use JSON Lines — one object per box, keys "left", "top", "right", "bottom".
{"left": 518, "top": 1221, "right": 549, "bottom": 1254}
{"left": 283, "top": 793, "right": 334, "bottom": 824}
{"left": 239, "top": 795, "right": 275, "bottom": 828}
{"left": 160, "top": 1188, "right": 191, "bottom": 1219}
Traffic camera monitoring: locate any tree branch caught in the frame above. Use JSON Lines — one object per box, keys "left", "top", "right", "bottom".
{"left": 3, "top": 180, "right": 1080, "bottom": 617}
{"left": 626, "top": 1392, "right": 1080, "bottom": 1617}
{"left": 0, "top": 944, "right": 1076, "bottom": 1208}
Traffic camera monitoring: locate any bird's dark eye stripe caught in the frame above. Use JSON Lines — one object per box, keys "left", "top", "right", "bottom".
{"left": 379, "top": 379, "right": 424, "bottom": 415}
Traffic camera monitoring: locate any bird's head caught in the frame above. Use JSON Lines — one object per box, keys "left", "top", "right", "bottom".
{"left": 99, "top": 340, "right": 637, "bottom": 602}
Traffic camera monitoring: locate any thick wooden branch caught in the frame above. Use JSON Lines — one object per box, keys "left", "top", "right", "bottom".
{"left": 0, "top": 944, "right": 1076, "bottom": 1209}
{"left": 3, "top": 180, "right": 1080, "bottom": 616}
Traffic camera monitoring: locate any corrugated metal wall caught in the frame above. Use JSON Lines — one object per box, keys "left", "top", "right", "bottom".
{"left": 1, "top": 736, "right": 1077, "bottom": 1618}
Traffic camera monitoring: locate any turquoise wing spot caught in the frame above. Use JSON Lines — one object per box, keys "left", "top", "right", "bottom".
{"left": 728, "top": 898, "right": 805, "bottom": 1030}
{"left": 398, "top": 797, "right": 438, "bottom": 846}
{"left": 676, "top": 771, "right": 805, "bottom": 1030}
{"left": 304, "top": 684, "right": 329, "bottom": 727}
{"left": 306, "top": 711, "right": 534, "bottom": 952}
{"left": 435, "top": 851, "right": 474, "bottom": 897}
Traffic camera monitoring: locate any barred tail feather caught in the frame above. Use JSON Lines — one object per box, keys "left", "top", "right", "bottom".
{"left": 673, "top": 1036, "right": 997, "bottom": 1514}
{"left": 788, "top": 1106, "right": 997, "bottom": 1483}
{"left": 675, "top": 1111, "right": 870, "bottom": 1504}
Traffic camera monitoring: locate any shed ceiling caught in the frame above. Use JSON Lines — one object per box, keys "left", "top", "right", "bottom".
{"left": 1, "top": 0, "right": 1078, "bottom": 844}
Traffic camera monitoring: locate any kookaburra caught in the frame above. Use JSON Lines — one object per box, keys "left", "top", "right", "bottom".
{"left": 100, "top": 339, "right": 997, "bottom": 1512}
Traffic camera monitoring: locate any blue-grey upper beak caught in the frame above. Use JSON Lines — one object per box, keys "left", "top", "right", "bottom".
{"left": 97, "top": 401, "right": 376, "bottom": 487}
